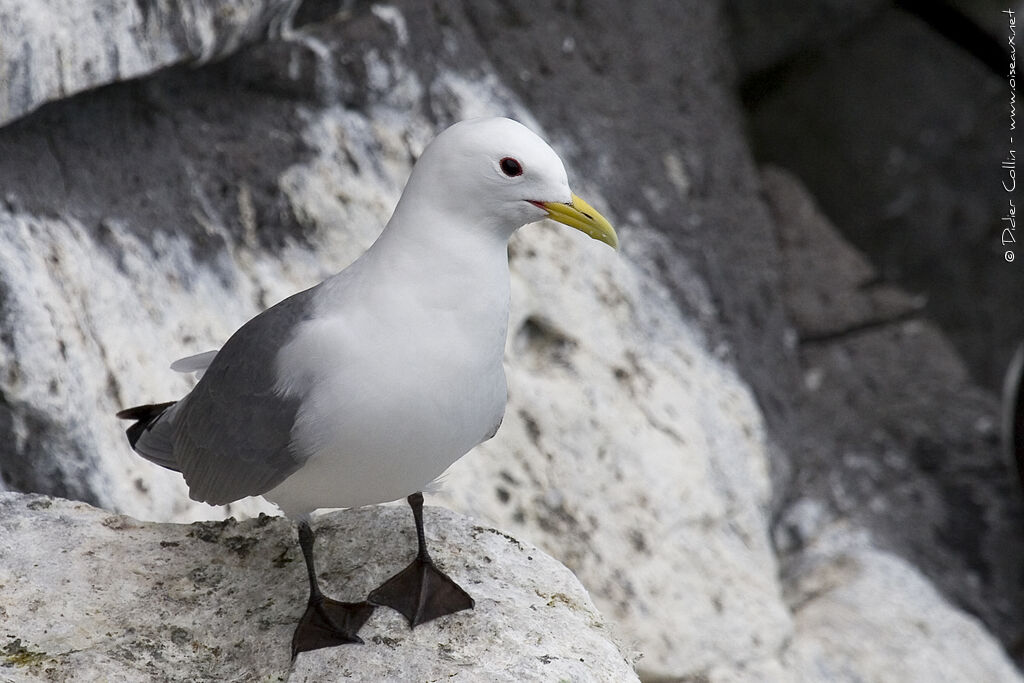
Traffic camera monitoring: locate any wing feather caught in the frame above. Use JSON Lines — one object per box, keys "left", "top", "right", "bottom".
{"left": 170, "top": 349, "right": 220, "bottom": 378}
{"left": 173, "top": 288, "right": 315, "bottom": 505}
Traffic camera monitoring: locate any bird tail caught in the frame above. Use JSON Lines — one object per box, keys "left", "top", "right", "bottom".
{"left": 116, "top": 401, "right": 181, "bottom": 472}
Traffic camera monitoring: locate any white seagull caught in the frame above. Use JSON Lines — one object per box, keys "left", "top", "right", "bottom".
{"left": 117, "top": 117, "right": 617, "bottom": 657}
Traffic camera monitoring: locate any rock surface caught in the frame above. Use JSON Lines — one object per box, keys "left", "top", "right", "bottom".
{"left": 733, "top": 0, "right": 1022, "bottom": 391}
{"left": 0, "top": 0, "right": 301, "bottom": 127}
{"left": 781, "top": 523, "right": 1024, "bottom": 683}
{"left": 764, "top": 166, "right": 1024, "bottom": 655}
{"left": 0, "top": 492, "right": 638, "bottom": 682}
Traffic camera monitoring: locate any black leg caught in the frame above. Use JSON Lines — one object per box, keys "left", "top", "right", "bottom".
{"left": 367, "top": 492, "right": 474, "bottom": 627}
{"left": 291, "top": 520, "right": 375, "bottom": 659}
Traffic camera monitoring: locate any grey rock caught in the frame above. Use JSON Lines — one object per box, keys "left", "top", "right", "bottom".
{"left": 782, "top": 524, "right": 1023, "bottom": 683}
{"left": 741, "top": 4, "right": 1022, "bottom": 391}
{"left": 761, "top": 166, "right": 924, "bottom": 342}
{"left": 724, "top": 0, "right": 884, "bottom": 80}
{"left": 0, "top": 492, "right": 639, "bottom": 682}
{"left": 765, "top": 163, "right": 1024, "bottom": 653}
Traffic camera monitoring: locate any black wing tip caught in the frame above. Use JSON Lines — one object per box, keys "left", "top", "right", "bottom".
{"left": 117, "top": 401, "right": 177, "bottom": 450}
{"left": 117, "top": 401, "right": 176, "bottom": 421}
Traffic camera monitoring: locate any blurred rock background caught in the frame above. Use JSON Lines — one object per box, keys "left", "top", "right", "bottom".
{"left": 1, "top": 1, "right": 1022, "bottom": 681}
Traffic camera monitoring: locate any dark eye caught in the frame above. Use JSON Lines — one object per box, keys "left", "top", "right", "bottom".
{"left": 500, "top": 157, "right": 523, "bottom": 177}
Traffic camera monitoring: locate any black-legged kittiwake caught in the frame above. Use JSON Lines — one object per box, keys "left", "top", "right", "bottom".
{"left": 118, "top": 117, "right": 618, "bottom": 657}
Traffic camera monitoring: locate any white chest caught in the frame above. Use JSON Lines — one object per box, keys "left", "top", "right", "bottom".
{"left": 267, "top": 259, "right": 510, "bottom": 511}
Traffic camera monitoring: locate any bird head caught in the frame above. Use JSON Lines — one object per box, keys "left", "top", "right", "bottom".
{"left": 396, "top": 117, "right": 618, "bottom": 249}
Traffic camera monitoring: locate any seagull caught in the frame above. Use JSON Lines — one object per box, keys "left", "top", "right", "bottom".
{"left": 117, "top": 117, "right": 617, "bottom": 658}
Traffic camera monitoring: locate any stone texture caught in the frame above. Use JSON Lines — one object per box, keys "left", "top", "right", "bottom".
{"left": 765, "top": 165, "right": 1024, "bottom": 654}
{"left": 781, "top": 523, "right": 1024, "bottom": 683}
{"left": 737, "top": 2, "right": 1022, "bottom": 391}
{"left": 0, "top": 492, "right": 638, "bottom": 682}
{"left": 761, "top": 166, "right": 923, "bottom": 342}
{"left": 0, "top": 206, "right": 278, "bottom": 521}
{"left": 724, "top": 0, "right": 883, "bottom": 82}
{"left": 0, "top": 0, "right": 301, "bottom": 127}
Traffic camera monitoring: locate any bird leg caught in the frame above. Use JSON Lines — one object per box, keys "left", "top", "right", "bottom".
{"left": 367, "top": 492, "right": 474, "bottom": 627}
{"left": 291, "top": 520, "right": 375, "bottom": 659}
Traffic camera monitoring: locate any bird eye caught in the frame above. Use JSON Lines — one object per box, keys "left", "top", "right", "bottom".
{"left": 499, "top": 157, "right": 523, "bottom": 177}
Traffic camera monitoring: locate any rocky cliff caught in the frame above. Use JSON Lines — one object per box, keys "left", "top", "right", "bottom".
{"left": 1, "top": 1, "right": 1020, "bottom": 681}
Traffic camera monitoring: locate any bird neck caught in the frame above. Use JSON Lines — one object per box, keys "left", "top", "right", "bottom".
{"left": 372, "top": 198, "right": 513, "bottom": 279}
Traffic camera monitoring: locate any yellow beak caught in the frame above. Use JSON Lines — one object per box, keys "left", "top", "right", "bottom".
{"left": 539, "top": 193, "right": 618, "bottom": 250}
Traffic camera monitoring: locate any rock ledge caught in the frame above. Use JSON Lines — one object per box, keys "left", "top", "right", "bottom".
{"left": 0, "top": 492, "right": 637, "bottom": 682}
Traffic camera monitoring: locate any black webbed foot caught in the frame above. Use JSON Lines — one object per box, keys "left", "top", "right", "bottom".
{"left": 367, "top": 492, "right": 474, "bottom": 628}
{"left": 368, "top": 553, "right": 474, "bottom": 627}
{"left": 292, "top": 595, "right": 375, "bottom": 658}
{"left": 291, "top": 520, "right": 375, "bottom": 659}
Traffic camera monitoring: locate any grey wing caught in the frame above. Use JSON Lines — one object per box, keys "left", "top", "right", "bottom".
{"left": 173, "top": 288, "right": 315, "bottom": 506}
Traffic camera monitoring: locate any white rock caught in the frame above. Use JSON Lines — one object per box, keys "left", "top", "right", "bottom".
{"left": 0, "top": 492, "right": 638, "bottom": 682}
{"left": 0, "top": 208, "right": 281, "bottom": 522}
{"left": 781, "top": 524, "right": 1024, "bottom": 683}
{"left": 0, "top": 0, "right": 301, "bottom": 126}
